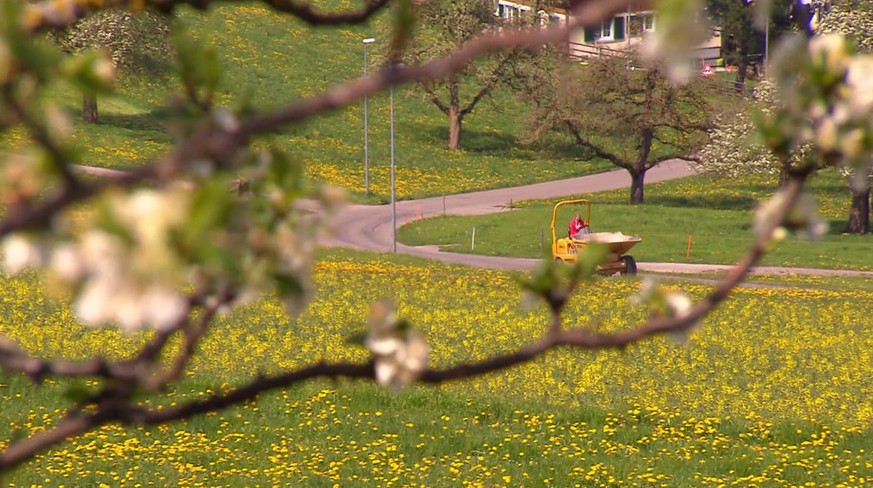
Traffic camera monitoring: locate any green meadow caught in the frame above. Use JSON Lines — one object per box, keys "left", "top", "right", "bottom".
{"left": 2, "top": 252, "right": 873, "bottom": 485}
{"left": 0, "top": 4, "right": 612, "bottom": 202}
{"left": 400, "top": 171, "right": 873, "bottom": 270}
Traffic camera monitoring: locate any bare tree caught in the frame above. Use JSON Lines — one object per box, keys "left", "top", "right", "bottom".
{"left": 404, "top": 0, "right": 531, "bottom": 150}
{"left": 524, "top": 56, "right": 710, "bottom": 204}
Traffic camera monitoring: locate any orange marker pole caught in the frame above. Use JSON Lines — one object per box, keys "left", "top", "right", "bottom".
{"left": 686, "top": 234, "right": 693, "bottom": 258}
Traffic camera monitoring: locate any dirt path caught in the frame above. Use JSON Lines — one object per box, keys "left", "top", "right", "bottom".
{"left": 315, "top": 159, "right": 873, "bottom": 279}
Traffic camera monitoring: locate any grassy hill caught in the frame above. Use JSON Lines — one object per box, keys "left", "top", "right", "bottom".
{"left": 0, "top": 3, "right": 616, "bottom": 203}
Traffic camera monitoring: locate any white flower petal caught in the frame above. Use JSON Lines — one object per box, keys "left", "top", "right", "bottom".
{"left": 2, "top": 235, "right": 44, "bottom": 273}
{"left": 374, "top": 357, "right": 399, "bottom": 387}
{"left": 366, "top": 336, "right": 403, "bottom": 356}
{"left": 50, "top": 244, "right": 84, "bottom": 282}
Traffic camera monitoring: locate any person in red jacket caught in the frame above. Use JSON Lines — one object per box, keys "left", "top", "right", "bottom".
{"left": 568, "top": 214, "right": 589, "bottom": 239}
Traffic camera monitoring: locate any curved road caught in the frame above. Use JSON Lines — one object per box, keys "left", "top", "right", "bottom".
{"left": 312, "top": 159, "right": 873, "bottom": 279}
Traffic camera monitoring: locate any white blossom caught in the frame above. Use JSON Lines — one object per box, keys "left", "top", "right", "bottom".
{"left": 814, "top": 116, "right": 838, "bottom": 152}
{"left": 698, "top": 80, "right": 786, "bottom": 178}
{"left": 845, "top": 56, "right": 873, "bottom": 117}
{"left": 664, "top": 291, "right": 697, "bottom": 344}
{"left": 365, "top": 299, "right": 429, "bottom": 390}
{"left": 757, "top": 190, "right": 829, "bottom": 241}
{"left": 629, "top": 278, "right": 658, "bottom": 306}
{"left": 808, "top": 34, "right": 851, "bottom": 76}
{"left": 2, "top": 234, "right": 45, "bottom": 273}
{"left": 75, "top": 278, "right": 116, "bottom": 326}
{"left": 373, "top": 333, "right": 429, "bottom": 390}
{"left": 664, "top": 292, "right": 692, "bottom": 318}
{"left": 59, "top": 188, "right": 192, "bottom": 331}
{"left": 754, "top": 190, "right": 788, "bottom": 239}
{"left": 141, "top": 285, "right": 189, "bottom": 331}
{"left": 839, "top": 128, "right": 865, "bottom": 161}
{"left": 49, "top": 243, "right": 84, "bottom": 282}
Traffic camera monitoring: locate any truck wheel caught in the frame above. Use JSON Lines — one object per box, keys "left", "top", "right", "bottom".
{"left": 555, "top": 257, "right": 565, "bottom": 264}
{"left": 620, "top": 255, "right": 637, "bottom": 275}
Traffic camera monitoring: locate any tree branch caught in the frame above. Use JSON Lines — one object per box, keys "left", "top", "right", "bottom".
{"left": 459, "top": 53, "right": 514, "bottom": 117}
{"left": 0, "top": 165, "right": 155, "bottom": 237}
{"left": 144, "top": 290, "right": 234, "bottom": 391}
{"left": 565, "top": 121, "right": 630, "bottom": 170}
{"left": 1, "top": 85, "right": 80, "bottom": 188}
{"left": 0, "top": 410, "right": 103, "bottom": 470}
{"left": 0, "top": 295, "right": 200, "bottom": 383}
{"left": 123, "top": 175, "right": 811, "bottom": 427}
{"left": 0, "top": 337, "right": 137, "bottom": 382}
{"left": 134, "top": 361, "right": 374, "bottom": 423}
{"left": 4, "top": 0, "right": 641, "bottom": 241}
{"left": 422, "top": 82, "right": 451, "bottom": 115}
{"left": 24, "top": 0, "right": 393, "bottom": 33}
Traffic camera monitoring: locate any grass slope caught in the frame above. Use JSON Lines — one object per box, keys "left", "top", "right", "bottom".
{"left": 400, "top": 171, "right": 873, "bottom": 270}
{"left": 0, "top": 3, "right": 615, "bottom": 202}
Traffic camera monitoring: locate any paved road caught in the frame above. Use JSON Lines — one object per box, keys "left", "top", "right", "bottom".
{"left": 312, "top": 159, "right": 873, "bottom": 278}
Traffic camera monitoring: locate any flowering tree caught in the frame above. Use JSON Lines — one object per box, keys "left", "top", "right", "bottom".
{"left": 813, "top": 0, "right": 873, "bottom": 233}
{"left": 52, "top": 9, "right": 171, "bottom": 122}
{"left": 700, "top": 2, "right": 873, "bottom": 234}
{"left": 815, "top": 0, "right": 873, "bottom": 52}
{"left": 699, "top": 79, "right": 793, "bottom": 179}
{"left": 1, "top": 0, "right": 871, "bottom": 474}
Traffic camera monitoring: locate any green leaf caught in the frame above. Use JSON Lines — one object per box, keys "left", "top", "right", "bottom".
{"left": 571, "top": 243, "right": 609, "bottom": 280}
{"left": 268, "top": 149, "right": 303, "bottom": 195}
{"left": 186, "top": 178, "right": 233, "bottom": 245}
{"left": 61, "top": 50, "right": 115, "bottom": 96}
{"left": 173, "top": 21, "right": 221, "bottom": 102}
{"left": 515, "top": 258, "right": 559, "bottom": 297}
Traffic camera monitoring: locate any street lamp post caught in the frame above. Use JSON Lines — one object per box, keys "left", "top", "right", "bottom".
{"left": 764, "top": 13, "right": 769, "bottom": 73}
{"left": 362, "top": 38, "right": 375, "bottom": 196}
{"left": 390, "top": 80, "right": 396, "bottom": 253}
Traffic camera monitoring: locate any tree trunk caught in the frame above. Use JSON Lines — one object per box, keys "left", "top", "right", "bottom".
{"left": 82, "top": 94, "right": 98, "bottom": 123}
{"left": 448, "top": 107, "right": 462, "bottom": 151}
{"left": 630, "top": 128, "right": 653, "bottom": 205}
{"left": 844, "top": 186, "right": 871, "bottom": 234}
{"left": 629, "top": 169, "right": 645, "bottom": 205}
{"left": 778, "top": 166, "right": 790, "bottom": 187}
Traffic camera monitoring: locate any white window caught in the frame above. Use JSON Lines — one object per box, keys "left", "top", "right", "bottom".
{"left": 596, "top": 20, "right": 612, "bottom": 40}
{"left": 495, "top": 2, "right": 514, "bottom": 19}
{"left": 643, "top": 14, "right": 655, "bottom": 32}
